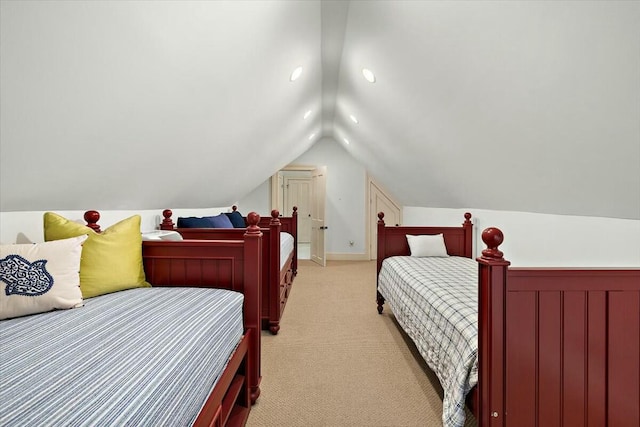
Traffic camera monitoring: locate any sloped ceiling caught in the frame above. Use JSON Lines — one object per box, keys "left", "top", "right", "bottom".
{"left": 1, "top": 1, "right": 639, "bottom": 220}
{"left": 1, "top": 1, "right": 322, "bottom": 211}
{"left": 333, "top": 1, "right": 639, "bottom": 220}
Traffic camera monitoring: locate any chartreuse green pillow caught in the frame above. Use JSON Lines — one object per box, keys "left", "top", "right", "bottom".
{"left": 43, "top": 212, "right": 150, "bottom": 298}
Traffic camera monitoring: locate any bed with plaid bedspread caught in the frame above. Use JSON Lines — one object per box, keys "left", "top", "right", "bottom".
{"left": 377, "top": 256, "right": 478, "bottom": 427}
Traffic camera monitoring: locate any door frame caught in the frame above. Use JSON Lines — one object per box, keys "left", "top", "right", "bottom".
{"left": 271, "top": 164, "right": 317, "bottom": 213}
{"left": 271, "top": 164, "right": 321, "bottom": 263}
{"left": 367, "top": 173, "right": 402, "bottom": 260}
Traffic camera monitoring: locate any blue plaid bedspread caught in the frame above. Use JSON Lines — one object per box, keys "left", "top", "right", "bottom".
{"left": 378, "top": 256, "right": 478, "bottom": 427}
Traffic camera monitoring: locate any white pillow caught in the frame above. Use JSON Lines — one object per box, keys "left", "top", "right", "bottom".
{"left": 406, "top": 234, "right": 449, "bottom": 257}
{"left": 141, "top": 230, "right": 183, "bottom": 241}
{"left": 0, "top": 235, "right": 88, "bottom": 320}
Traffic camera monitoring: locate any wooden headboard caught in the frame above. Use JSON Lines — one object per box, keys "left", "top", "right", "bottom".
{"left": 376, "top": 212, "right": 473, "bottom": 274}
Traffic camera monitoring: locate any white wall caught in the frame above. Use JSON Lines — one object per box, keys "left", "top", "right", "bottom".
{"left": 239, "top": 136, "right": 368, "bottom": 257}
{"left": 235, "top": 180, "right": 272, "bottom": 217}
{"left": 403, "top": 207, "right": 640, "bottom": 267}
{"left": 0, "top": 206, "right": 231, "bottom": 244}
{"left": 5, "top": 172, "right": 637, "bottom": 269}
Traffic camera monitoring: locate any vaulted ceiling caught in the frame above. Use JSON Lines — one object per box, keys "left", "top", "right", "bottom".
{"left": 1, "top": 1, "right": 638, "bottom": 219}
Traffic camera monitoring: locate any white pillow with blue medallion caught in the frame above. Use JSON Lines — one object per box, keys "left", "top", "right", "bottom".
{"left": 0, "top": 235, "right": 88, "bottom": 320}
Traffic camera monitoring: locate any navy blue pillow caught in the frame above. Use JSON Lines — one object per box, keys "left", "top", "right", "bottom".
{"left": 225, "top": 211, "right": 246, "bottom": 228}
{"left": 208, "top": 213, "right": 234, "bottom": 228}
{"left": 177, "top": 217, "right": 215, "bottom": 228}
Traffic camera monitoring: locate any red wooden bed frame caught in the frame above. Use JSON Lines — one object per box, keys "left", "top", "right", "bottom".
{"left": 376, "top": 212, "right": 640, "bottom": 426}
{"left": 159, "top": 206, "right": 298, "bottom": 335}
{"left": 85, "top": 210, "right": 263, "bottom": 427}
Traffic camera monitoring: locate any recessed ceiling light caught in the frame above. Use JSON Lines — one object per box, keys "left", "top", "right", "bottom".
{"left": 362, "top": 68, "right": 376, "bottom": 83}
{"left": 349, "top": 114, "right": 359, "bottom": 124}
{"left": 304, "top": 110, "right": 312, "bottom": 120}
{"left": 309, "top": 133, "right": 315, "bottom": 140}
{"left": 343, "top": 138, "right": 350, "bottom": 145}
{"left": 290, "top": 66, "right": 303, "bottom": 81}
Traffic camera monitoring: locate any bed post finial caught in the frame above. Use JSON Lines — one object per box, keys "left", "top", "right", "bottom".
{"left": 464, "top": 212, "right": 472, "bottom": 225}
{"left": 160, "top": 209, "right": 174, "bottom": 230}
{"left": 462, "top": 213, "right": 473, "bottom": 258}
{"left": 232, "top": 205, "right": 238, "bottom": 212}
{"left": 270, "top": 209, "right": 281, "bottom": 225}
{"left": 377, "top": 212, "right": 385, "bottom": 225}
{"left": 84, "top": 210, "right": 101, "bottom": 233}
{"left": 481, "top": 227, "right": 505, "bottom": 261}
{"left": 246, "top": 212, "right": 261, "bottom": 233}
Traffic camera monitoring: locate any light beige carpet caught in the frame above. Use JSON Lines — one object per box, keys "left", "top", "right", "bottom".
{"left": 246, "top": 260, "right": 477, "bottom": 427}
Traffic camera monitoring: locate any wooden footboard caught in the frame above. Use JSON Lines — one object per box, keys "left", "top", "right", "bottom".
{"left": 477, "top": 228, "right": 640, "bottom": 427}
{"left": 84, "top": 210, "right": 263, "bottom": 427}
{"left": 159, "top": 207, "right": 298, "bottom": 335}
{"left": 376, "top": 213, "right": 640, "bottom": 426}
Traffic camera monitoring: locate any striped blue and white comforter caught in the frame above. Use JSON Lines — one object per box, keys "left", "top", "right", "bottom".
{"left": 378, "top": 256, "right": 478, "bottom": 427}
{"left": 0, "top": 287, "right": 244, "bottom": 426}
{"left": 280, "top": 232, "right": 294, "bottom": 270}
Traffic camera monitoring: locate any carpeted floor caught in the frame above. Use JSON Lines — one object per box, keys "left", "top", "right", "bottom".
{"left": 246, "top": 260, "right": 477, "bottom": 427}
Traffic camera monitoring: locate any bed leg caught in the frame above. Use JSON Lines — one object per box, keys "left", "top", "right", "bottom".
{"left": 250, "top": 387, "right": 261, "bottom": 405}
{"left": 269, "top": 322, "right": 280, "bottom": 335}
{"left": 376, "top": 291, "right": 385, "bottom": 314}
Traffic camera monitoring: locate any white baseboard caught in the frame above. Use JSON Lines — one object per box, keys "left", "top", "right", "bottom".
{"left": 326, "top": 252, "right": 371, "bottom": 261}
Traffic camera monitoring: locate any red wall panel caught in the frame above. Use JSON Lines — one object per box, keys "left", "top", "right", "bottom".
{"left": 562, "top": 291, "right": 586, "bottom": 427}
{"left": 608, "top": 291, "right": 640, "bottom": 427}
{"left": 538, "top": 292, "right": 562, "bottom": 427}
{"left": 586, "top": 292, "right": 606, "bottom": 427}
{"left": 506, "top": 291, "right": 537, "bottom": 426}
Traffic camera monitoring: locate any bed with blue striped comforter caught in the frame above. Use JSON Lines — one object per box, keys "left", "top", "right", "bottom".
{"left": 0, "top": 287, "right": 244, "bottom": 426}
{"left": 378, "top": 256, "right": 478, "bottom": 427}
